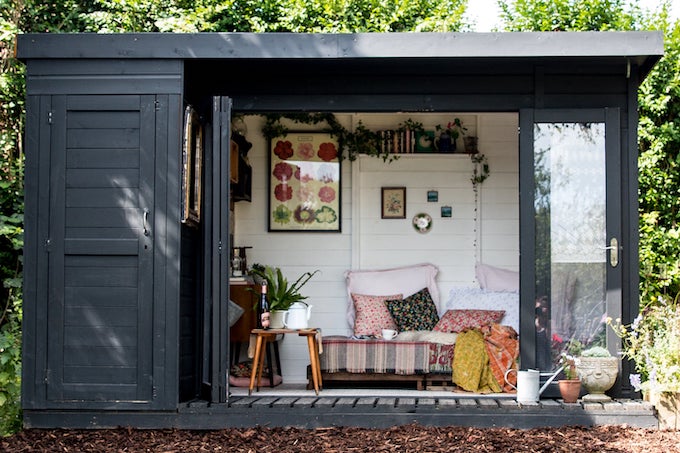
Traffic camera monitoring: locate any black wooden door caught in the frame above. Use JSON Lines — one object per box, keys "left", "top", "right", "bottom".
{"left": 45, "top": 95, "right": 158, "bottom": 405}
{"left": 207, "top": 96, "right": 231, "bottom": 403}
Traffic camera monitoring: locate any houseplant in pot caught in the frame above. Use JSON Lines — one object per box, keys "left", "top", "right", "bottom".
{"left": 558, "top": 345, "right": 581, "bottom": 403}
{"left": 250, "top": 264, "right": 319, "bottom": 329}
{"left": 576, "top": 346, "right": 619, "bottom": 402}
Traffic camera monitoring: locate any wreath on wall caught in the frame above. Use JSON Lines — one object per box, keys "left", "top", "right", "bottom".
{"left": 260, "top": 112, "right": 490, "bottom": 184}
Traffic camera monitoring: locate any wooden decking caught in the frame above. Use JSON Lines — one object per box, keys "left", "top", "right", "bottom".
{"left": 23, "top": 392, "right": 659, "bottom": 430}
{"left": 204, "top": 395, "right": 657, "bottom": 430}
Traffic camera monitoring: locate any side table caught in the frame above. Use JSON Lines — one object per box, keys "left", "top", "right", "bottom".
{"left": 249, "top": 328, "right": 322, "bottom": 395}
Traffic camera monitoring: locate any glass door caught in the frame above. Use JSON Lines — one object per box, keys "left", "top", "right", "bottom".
{"left": 520, "top": 109, "right": 622, "bottom": 371}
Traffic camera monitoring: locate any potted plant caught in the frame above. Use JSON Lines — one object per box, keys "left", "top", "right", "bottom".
{"left": 608, "top": 295, "right": 680, "bottom": 429}
{"left": 558, "top": 345, "right": 581, "bottom": 403}
{"left": 435, "top": 118, "right": 466, "bottom": 153}
{"left": 576, "top": 346, "right": 619, "bottom": 402}
{"left": 250, "top": 264, "right": 319, "bottom": 328}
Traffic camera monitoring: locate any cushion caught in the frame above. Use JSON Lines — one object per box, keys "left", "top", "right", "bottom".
{"left": 434, "top": 309, "right": 505, "bottom": 333}
{"left": 385, "top": 288, "right": 439, "bottom": 332}
{"left": 445, "top": 286, "right": 519, "bottom": 332}
{"left": 344, "top": 263, "right": 440, "bottom": 329}
{"left": 476, "top": 263, "right": 519, "bottom": 292}
{"left": 228, "top": 299, "right": 244, "bottom": 327}
{"left": 352, "top": 293, "right": 401, "bottom": 336}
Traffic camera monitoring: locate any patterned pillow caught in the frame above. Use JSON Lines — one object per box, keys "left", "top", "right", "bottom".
{"left": 433, "top": 309, "right": 505, "bottom": 333}
{"left": 352, "top": 293, "right": 402, "bottom": 336}
{"left": 385, "top": 287, "right": 439, "bottom": 332}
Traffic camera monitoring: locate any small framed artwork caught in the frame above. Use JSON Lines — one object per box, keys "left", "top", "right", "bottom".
{"left": 181, "top": 105, "right": 203, "bottom": 226}
{"left": 427, "top": 190, "right": 439, "bottom": 202}
{"left": 381, "top": 187, "right": 406, "bottom": 219}
{"left": 268, "top": 132, "right": 341, "bottom": 232}
{"left": 415, "top": 130, "right": 435, "bottom": 153}
{"left": 441, "top": 206, "right": 453, "bottom": 218}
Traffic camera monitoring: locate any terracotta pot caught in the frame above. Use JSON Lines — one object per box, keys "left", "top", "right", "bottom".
{"left": 576, "top": 356, "right": 619, "bottom": 402}
{"left": 558, "top": 379, "right": 581, "bottom": 403}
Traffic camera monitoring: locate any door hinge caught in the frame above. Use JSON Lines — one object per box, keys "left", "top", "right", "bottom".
{"left": 152, "top": 386, "right": 158, "bottom": 399}
{"left": 44, "top": 238, "right": 52, "bottom": 253}
{"left": 154, "top": 100, "right": 160, "bottom": 111}
{"left": 47, "top": 111, "right": 53, "bottom": 124}
{"left": 44, "top": 368, "right": 50, "bottom": 384}
{"left": 218, "top": 240, "right": 222, "bottom": 253}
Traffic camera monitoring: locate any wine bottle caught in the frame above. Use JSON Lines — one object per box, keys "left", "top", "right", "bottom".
{"left": 259, "top": 283, "right": 270, "bottom": 329}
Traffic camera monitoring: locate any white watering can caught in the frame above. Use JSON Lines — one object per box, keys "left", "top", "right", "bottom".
{"left": 504, "top": 368, "right": 564, "bottom": 403}
{"left": 283, "top": 302, "right": 312, "bottom": 330}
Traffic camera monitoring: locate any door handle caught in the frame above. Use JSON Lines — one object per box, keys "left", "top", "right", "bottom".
{"left": 605, "top": 237, "right": 619, "bottom": 267}
{"left": 143, "top": 209, "right": 150, "bottom": 236}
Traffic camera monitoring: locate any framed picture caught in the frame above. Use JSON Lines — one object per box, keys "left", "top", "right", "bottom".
{"left": 181, "top": 106, "right": 203, "bottom": 226}
{"left": 427, "top": 190, "right": 439, "bottom": 202}
{"left": 381, "top": 187, "right": 406, "bottom": 219}
{"left": 268, "top": 132, "right": 341, "bottom": 232}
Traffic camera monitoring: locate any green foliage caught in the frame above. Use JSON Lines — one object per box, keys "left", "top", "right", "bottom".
{"left": 199, "top": 0, "right": 470, "bottom": 33}
{"left": 0, "top": 1, "right": 24, "bottom": 436}
{"left": 249, "top": 265, "right": 319, "bottom": 311}
{"left": 498, "top": 0, "right": 646, "bottom": 31}
{"left": 638, "top": 21, "right": 680, "bottom": 299}
{"left": 608, "top": 294, "right": 680, "bottom": 392}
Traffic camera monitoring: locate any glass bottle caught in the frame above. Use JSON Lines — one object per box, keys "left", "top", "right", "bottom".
{"left": 258, "top": 283, "right": 270, "bottom": 329}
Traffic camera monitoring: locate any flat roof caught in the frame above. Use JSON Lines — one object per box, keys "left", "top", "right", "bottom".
{"left": 18, "top": 31, "right": 663, "bottom": 61}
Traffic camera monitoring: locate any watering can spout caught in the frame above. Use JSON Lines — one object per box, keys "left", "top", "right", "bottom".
{"left": 539, "top": 367, "right": 565, "bottom": 395}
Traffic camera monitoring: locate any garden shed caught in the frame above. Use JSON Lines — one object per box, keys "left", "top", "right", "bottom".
{"left": 17, "top": 31, "right": 663, "bottom": 429}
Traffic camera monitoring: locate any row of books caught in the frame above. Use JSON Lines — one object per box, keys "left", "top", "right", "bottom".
{"left": 376, "top": 129, "right": 437, "bottom": 154}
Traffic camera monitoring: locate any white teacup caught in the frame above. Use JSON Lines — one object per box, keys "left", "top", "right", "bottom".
{"left": 382, "top": 329, "right": 397, "bottom": 340}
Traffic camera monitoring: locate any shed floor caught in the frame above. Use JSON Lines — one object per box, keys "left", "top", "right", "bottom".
{"left": 23, "top": 385, "right": 658, "bottom": 430}
{"left": 192, "top": 384, "right": 659, "bottom": 430}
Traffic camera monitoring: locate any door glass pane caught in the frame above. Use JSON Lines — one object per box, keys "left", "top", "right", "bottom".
{"left": 533, "top": 122, "right": 607, "bottom": 371}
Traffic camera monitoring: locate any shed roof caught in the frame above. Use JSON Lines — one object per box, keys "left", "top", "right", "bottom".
{"left": 17, "top": 32, "right": 663, "bottom": 73}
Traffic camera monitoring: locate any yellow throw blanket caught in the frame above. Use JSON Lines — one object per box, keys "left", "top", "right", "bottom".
{"left": 452, "top": 329, "right": 502, "bottom": 393}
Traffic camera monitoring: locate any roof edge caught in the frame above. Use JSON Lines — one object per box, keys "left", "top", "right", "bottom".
{"left": 17, "top": 31, "right": 664, "bottom": 61}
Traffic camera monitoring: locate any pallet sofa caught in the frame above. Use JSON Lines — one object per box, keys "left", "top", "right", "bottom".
{"left": 309, "top": 263, "right": 520, "bottom": 392}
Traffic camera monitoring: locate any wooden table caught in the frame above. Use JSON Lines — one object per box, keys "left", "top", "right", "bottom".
{"left": 249, "top": 328, "right": 322, "bottom": 395}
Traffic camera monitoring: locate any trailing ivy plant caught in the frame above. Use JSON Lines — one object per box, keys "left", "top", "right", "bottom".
{"left": 261, "top": 112, "right": 424, "bottom": 162}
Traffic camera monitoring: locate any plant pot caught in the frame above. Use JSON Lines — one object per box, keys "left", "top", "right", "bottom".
{"left": 269, "top": 310, "right": 287, "bottom": 329}
{"left": 655, "top": 391, "right": 680, "bottom": 431}
{"left": 558, "top": 379, "right": 581, "bottom": 403}
{"left": 576, "top": 356, "right": 619, "bottom": 402}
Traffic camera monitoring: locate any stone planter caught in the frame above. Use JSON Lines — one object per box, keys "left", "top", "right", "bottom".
{"left": 576, "top": 356, "right": 619, "bottom": 402}
{"left": 646, "top": 390, "right": 680, "bottom": 430}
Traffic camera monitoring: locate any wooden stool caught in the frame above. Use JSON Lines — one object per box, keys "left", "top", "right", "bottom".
{"left": 249, "top": 328, "right": 322, "bottom": 395}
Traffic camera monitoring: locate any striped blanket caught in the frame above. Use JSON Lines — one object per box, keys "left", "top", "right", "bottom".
{"left": 320, "top": 335, "right": 455, "bottom": 375}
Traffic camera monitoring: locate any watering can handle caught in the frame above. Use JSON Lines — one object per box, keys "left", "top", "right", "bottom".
{"left": 538, "top": 366, "right": 566, "bottom": 395}
{"left": 504, "top": 368, "right": 517, "bottom": 391}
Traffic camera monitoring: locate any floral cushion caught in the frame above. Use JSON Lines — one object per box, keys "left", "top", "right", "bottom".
{"left": 385, "top": 288, "right": 439, "bottom": 332}
{"left": 352, "top": 293, "right": 402, "bottom": 336}
{"left": 433, "top": 309, "right": 505, "bottom": 333}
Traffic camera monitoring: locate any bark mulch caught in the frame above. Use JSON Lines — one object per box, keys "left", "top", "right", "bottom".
{"left": 2, "top": 425, "right": 680, "bottom": 452}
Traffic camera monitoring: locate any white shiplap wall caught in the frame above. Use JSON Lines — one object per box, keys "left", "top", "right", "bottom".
{"left": 234, "top": 113, "right": 518, "bottom": 383}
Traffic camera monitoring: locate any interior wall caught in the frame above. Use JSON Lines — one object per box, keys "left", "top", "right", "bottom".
{"left": 234, "top": 113, "right": 518, "bottom": 383}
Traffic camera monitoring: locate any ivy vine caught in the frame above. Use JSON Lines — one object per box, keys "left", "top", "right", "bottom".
{"left": 261, "top": 112, "right": 490, "bottom": 184}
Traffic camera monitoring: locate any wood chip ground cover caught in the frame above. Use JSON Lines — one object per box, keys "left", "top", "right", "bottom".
{"left": 2, "top": 425, "right": 680, "bottom": 452}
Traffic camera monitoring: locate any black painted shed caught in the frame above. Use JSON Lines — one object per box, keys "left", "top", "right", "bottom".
{"left": 17, "top": 32, "right": 663, "bottom": 428}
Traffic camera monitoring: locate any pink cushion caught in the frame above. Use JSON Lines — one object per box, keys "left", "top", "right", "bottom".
{"left": 476, "top": 263, "right": 519, "bottom": 292}
{"left": 352, "top": 293, "right": 402, "bottom": 336}
{"left": 433, "top": 309, "right": 505, "bottom": 333}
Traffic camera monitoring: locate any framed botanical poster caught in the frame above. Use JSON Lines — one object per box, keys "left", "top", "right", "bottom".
{"left": 381, "top": 187, "right": 406, "bottom": 219}
{"left": 268, "top": 132, "right": 341, "bottom": 232}
{"left": 181, "top": 106, "right": 203, "bottom": 226}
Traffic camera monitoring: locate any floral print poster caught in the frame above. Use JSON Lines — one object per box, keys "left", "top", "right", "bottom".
{"left": 268, "top": 132, "right": 341, "bottom": 231}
